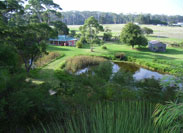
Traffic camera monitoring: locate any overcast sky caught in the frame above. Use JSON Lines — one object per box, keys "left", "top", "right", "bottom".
{"left": 53, "top": 0, "right": 183, "bottom": 15}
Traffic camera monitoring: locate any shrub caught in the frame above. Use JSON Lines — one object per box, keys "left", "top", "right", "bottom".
{"left": 103, "top": 32, "right": 112, "bottom": 41}
{"left": 91, "top": 38, "right": 101, "bottom": 44}
{"left": 80, "top": 36, "right": 87, "bottom": 44}
{"left": 114, "top": 52, "right": 127, "bottom": 60}
{"left": 101, "top": 45, "right": 107, "bottom": 49}
{"left": 76, "top": 41, "right": 83, "bottom": 48}
{"left": 142, "top": 27, "right": 153, "bottom": 35}
{"left": 65, "top": 56, "right": 107, "bottom": 72}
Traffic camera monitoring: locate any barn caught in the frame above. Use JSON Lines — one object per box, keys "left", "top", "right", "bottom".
{"left": 148, "top": 40, "right": 166, "bottom": 52}
{"left": 49, "top": 35, "right": 77, "bottom": 46}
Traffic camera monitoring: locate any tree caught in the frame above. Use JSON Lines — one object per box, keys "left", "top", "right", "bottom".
{"left": 82, "top": 16, "right": 104, "bottom": 42}
{"left": 69, "top": 30, "right": 76, "bottom": 37}
{"left": 142, "top": 27, "right": 153, "bottom": 35}
{"left": 25, "top": 0, "right": 62, "bottom": 24}
{"left": 0, "top": 0, "right": 24, "bottom": 24}
{"left": 120, "top": 23, "right": 148, "bottom": 48}
{"left": 103, "top": 27, "right": 112, "bottom": 41}
{"left": 11, "top": 23, "right": 57, "bottom": 72}
{"left": 51, "top": 21, "right": 69, "bottom": 35}
{"left": 80, "top": 16, "right": 104, "bottom": 51}
{"left": 135, "top": 15, "right": 150, "bottom": 24}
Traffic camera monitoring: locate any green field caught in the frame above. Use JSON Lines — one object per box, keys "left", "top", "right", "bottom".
{"left": 33, "top": 43, "right": 183, "bottom": 86}
{"left": 69, "top": 24, "right": 183, "bottom": 43}
{"left": 32, "top": 24, "right": 183, "bottom": 86}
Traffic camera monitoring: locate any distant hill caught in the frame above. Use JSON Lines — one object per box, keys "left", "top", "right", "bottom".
{"left": 59, "top": 11, "right": 183, "bottom": 25}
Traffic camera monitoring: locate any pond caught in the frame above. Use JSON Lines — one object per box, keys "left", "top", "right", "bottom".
{"left": 113, "top": 62, "right": 170, "bottom": 81}
{"left": 76, "top": 61, "right": 170, "bottom": 81}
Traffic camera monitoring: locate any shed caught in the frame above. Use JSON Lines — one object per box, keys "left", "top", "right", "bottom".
{"left": 148, "top": 40, "right": 166, "bottom": 52}
{"left": 49, "top": 35, "right": 77, "bottom": 46}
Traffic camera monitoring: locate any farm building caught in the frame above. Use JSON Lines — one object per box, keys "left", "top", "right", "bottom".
{"left": 49, "top": 35, "right": 77, "bottom": 46}
{"left": 148, "top": 40, "right": 166, "bottom": 52}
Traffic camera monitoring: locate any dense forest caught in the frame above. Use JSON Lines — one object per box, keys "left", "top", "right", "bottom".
{"left": 60, "top": 11, "right": 183, "bottom": 25}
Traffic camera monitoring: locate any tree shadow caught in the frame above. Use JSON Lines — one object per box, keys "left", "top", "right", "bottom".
{"left": 106, "top": 48, "right": 177, "bottom": 61}
{"left": 48, "top": 46, "right": 71, "bottom": 51}
{"left": 136, "top": 47, "right": 183, "bottom": 55}
{"left": 149, "top": 35, "right": 168, "bottom": 38}
{"left": 163, "top": 49, "right": 183, "bottom": 55}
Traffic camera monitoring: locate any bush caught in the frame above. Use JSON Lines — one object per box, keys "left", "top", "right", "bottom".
{"left": 101, "top": 45, "right": 107, "bottom": 49}
{"left": 142, "top": 27, "right": 153, "bottom": 35}
{"left": 91, "top": 38, "right": 101, "bottom": 44}
{"left": 80, "top": 36, "right": 87, "bottom": 44}
{"left": 103, "top": 32, "right": 112, "bottom": 41}
{"left": 169, "top": 42, "right": 183, "bottom": 48}
{"left": 114, "top": 52, "right": 127, "bottom": 60}
{"left": 76, "top": 41, "right": 83, "bottom": 48}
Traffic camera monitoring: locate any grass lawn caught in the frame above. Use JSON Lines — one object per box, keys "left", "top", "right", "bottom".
{"left": 32, "top": 43, "right": 183, "bottom": 86}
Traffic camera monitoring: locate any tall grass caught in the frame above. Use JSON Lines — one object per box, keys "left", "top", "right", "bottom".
{"left": 65, "top": 55, "right": 107, "bottom": 72}
{"left": 153, "top": 101, "right": 183, "bottom": 132}
{"left": 30, "top": 101, "right": 166, "bottom": 132}
{"left": 35, "top": 52, "right": 62, "bottom": 67}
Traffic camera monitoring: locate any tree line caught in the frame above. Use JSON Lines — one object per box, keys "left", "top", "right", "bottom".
{"left": 61, "top": 11, "right": 183, "bottom": 25}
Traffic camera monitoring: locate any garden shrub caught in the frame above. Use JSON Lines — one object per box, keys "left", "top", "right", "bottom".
{"left": 80, "top": 36, "right": 87, "bottom": 44}
{"left": 136, "top": 78, "right": 177, "bottom": 103}
{"left": 103, "top": 32, "right": 112, "bottom": 41}
{"left": 101, "top": 45, "right": 107, "bottom": 49}
{"left": 76, "top": 41, "right": 83, "bottom": 48}
{"left": 114, "top": 52, "right": 127, "bottom": 60}
{"left": 6, "top": 83, "right": 64, "bottom": 127}
{"left": 91, "top": 38, "right": 101, "bottom": 44}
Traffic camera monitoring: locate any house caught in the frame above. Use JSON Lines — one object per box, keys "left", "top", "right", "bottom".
{"left": 148, "top": 40, "right": 166, "bottom": 52}
{"left": 49, "top": 35, "right": 77, "bottom": 46}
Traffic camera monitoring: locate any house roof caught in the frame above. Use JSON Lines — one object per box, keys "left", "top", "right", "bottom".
{"left": 149, "top": 40, "right": 166, "bottom": 45}
{"left": 49, "top": 35, "right": 77, "bottom": 41}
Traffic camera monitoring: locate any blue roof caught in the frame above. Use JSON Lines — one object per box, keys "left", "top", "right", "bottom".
{"left": 49, "top": 35, "right": 77, "bottom": 41}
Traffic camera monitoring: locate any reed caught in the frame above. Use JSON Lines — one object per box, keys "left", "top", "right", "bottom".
{"left": 65, "top": 55, "right": 107, "bottom": 72}
{"left": 30, "top": 101, "right": 166, "bottom": 133}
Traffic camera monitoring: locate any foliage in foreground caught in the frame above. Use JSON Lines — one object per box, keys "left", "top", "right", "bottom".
{"left": 57, "top": 59, "right": 177, "bottom": 104}
{"left": 153, "top": 91, "right": 183, "bottom": 132}
{"left": 30, "top": 101, "right": 166, "bottom": 133}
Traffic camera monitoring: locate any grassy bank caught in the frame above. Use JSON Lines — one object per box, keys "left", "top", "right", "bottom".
{"left": 48, "top": 43, "right": 183, "bottom": 72}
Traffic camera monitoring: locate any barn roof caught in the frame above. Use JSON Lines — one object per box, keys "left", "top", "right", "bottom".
{"left": 49, "top": 35, "right": 77, "bottom": 41}
{"left": 149, "top": 40, "right": 166, "bottom": 45}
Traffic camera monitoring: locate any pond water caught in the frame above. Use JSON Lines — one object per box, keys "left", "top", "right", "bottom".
{"left": 76, "top": 61, "right": 169, "bottom": 81}
{"left": 113, "top": 62, "right": 170, "bottom": 81}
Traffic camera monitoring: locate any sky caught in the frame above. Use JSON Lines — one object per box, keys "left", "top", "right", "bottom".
{"left": 53, "top": 0, "right": 183, "bottom": 15}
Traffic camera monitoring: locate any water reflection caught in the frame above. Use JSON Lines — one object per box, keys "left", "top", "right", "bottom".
{"left": 133, "top": 68, "right": 166, "bottom": 80}
{"left": 76, "top": 61, "right": 169, "bottom": 81}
